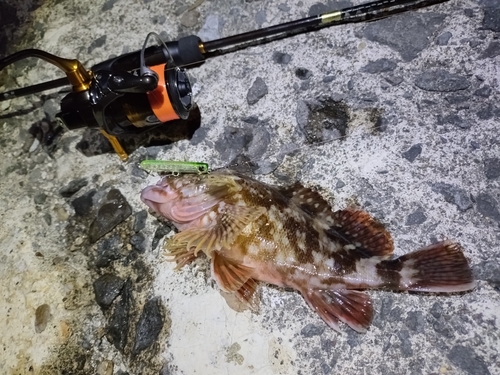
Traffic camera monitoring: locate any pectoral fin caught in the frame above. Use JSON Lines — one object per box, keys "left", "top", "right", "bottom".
{"left": 164, "top": 237, "right": 196, "bottom": 270}
{"left": 303, "top": 289, "right": 373, "bottom": 333}
{"left": 211, "top": 251, "right": 259, "bottom": 311}
{"left": 172, "top": 204, "right": 265, "bottom": 256}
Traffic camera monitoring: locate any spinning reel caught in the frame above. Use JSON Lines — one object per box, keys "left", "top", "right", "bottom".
{"left": 0, "top": 0, "right": 449, "bottom": 160}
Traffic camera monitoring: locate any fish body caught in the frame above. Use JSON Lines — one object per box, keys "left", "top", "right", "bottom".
{"left": 141, "top": 169, "right": 475, "bottom": 332}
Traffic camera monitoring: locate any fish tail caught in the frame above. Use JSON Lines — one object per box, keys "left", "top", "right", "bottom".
{"left": 376, "top": 240, "right": 476, "bottom": 293}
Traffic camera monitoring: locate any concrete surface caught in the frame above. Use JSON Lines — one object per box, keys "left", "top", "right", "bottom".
{"left": 0, "top": 0, "right": 499, "bottom": 374}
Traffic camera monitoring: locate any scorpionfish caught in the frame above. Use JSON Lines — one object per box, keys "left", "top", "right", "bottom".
{"left": 141, "top": 170, "right": 475, "bottom": 332}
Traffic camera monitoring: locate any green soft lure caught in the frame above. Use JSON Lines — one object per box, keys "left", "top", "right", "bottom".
{"left": 139, "top": 160, "right": 209, "bottom": 175}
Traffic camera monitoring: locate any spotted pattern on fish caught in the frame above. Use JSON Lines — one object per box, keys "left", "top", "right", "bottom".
{"left": 141, "top": 169, "right": 476, "bottom": 332}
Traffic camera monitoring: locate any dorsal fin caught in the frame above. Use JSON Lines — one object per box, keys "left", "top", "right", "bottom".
{"left": 327, "top": 208, "right": 394, "bottom": 257}
{"left": 279, "top": 182, "right": 336, "bottom": 225}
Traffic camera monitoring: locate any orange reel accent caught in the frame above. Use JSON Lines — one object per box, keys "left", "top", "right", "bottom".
{"left": 147, "top": 64, "right": 180, "bottom": 122}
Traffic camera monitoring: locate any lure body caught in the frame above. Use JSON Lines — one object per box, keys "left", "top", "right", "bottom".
{"left": 139, "top": 160, "right": 209, "bottom": 175}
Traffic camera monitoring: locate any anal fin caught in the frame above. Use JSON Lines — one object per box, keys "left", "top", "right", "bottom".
{"left": 211, "top": 251, "right": 259, "bottom": 311}
{"left": 303, "top": 289, "right": 373, "bottom": 333}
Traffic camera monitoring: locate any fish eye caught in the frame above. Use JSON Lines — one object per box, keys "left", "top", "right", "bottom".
{"left": 199, "top": 165, "right": 207, "bottom": 172}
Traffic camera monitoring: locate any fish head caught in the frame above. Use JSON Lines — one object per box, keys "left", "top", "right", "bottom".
{"left": 140, "top": 172, "right": 242, "bottom": 228}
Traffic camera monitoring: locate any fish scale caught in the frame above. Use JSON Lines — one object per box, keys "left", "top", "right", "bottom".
{"left": 141, "top": 169, "right": 475, "bottom": 332}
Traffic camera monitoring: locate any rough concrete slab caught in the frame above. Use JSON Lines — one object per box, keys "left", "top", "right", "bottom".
{"left": 0, "top": 0, "right": 499, "bottom": 374}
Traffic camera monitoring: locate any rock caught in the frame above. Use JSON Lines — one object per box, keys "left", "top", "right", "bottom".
{"left": 255, "top": 9, "right": 266, "bottom": 26}
{"left": 106, "top": 280, "right": 132, "bottom": 352}
{"left": 244, "top": 126, "right": 271, "bottom": 161}
{"left": 438, "top": 113, "right": 471, "bottom": 129}
{"left": 397, "top": 330, "right": 413, "bottom": 358}
{"left": 93, "top": 274, "right": 125, "bottom": 309}
{"left": 360, "top": 58, "right": 397, "bottom": 74}
{"left": 429, "top": 301, "right": 442, "bottom": 319}
{"left": 484, "top": 158, "right": 500, "bottom": 180}
{"left": 430, "top": 183, "right": 473, "bottom": 211}
{"left": 71, "top": 189, "right": 96, "bottom": 217}
{"left": 133, "top": 298, "right": 164, "bottom": 355}
{"left": 88, "top": 189, "right": 132, "bottom": 243}
{"left": 473, "top": 260, "right": 500, "bottom": 291}
{"left": 405, "top": 208, "right": 427, "bottom": 226}
{"left": 432, "top": 317, "right": 453, "bottom": 338}
{"left": 296, "top": 98, "right": 349, "bottom": 144}
{"left": 43, "top": 213, "right": 52, "bottom": 225}
{"left": 476, "top": 193, "right": 500, "bottom": 222}
{"left": 130, "top": 233, "right": 147, "bottom": 253}
{"left": 101, "top": 0, "right": 120, "bottom": 11}
{"left": 464, "top": 8, "right": 474, "bottom": 17}
{"left": 198, "top": 14, "right": 223, "bottom": 41}
{"left": 190, "top": 126, "right": 208, "bottom": 145}
{"left": 59, "top": 178, "right": 88, "bottom": 198}
{"left": 34, "top": 193, "right": 47, "bottom": 205}
{"left": 96, "top": 360, "right": 114, "bottom": 375}
{"left": 402, "top": 144, "right": 422, "bottom": 162}
{"left": 246, "top": 77, "right": 268, "bottom": 105}
{"left": 480, "top": 41, "right": 500, "bottom": 59}
{"left": 214, "top": 126, "right": 253, "bottom": 162}
{"left": 88, "top": 35, "right": 107, "bottom": 54}
{"left": 336, "top": 179, "right": 346, "bottom": 189}
{"left": 414, "top": 70, "right": 470, "bottom": 92}
{"left": 272, "top": 51, "right": 292, "bottom": 64}
{"left": 405, "top": 311, "right": 425, "bottom": 333}
{"left": 474, "top": 85, "right": 492, "bottom": 98}
{"left": 363, "top": 12, "right": 446, "bottom": 61}
{"left": 76, "top": 129, "right": 114, "bottom": 157}
{"left": 295, "top": 68, "right": 312, "bottom": 80}
{"left": 308, "top": 1, "right": 352, "bottom": 16}
{"left": 152, "top": 224, "right": 174, "bottom": 250}
{"left": 133, "top": 210, "right": 148, "bottom": 232}
{"left": 95, "top": 235, "right": 123, "bottom": 268}
{"left": 35, "top": 304, "right": 51, "bottom": 333}
{"left": 300, "top": 323, "right": 325, "bottom": 338}
{"left": 385, "top": 75, "right": 404, "bottom": 86}
{"left": 445, "top": 95, "right": 469, "bottom": 104}
{"left": 436, "top": 31, "right": 452, "bottom": 45}
{"left": 482, "top": 6, "right": 500, "bottom": 32}
{"left": 242, "top": 116, "right": 259, "bottom": 124}
{"left": 42, "top": 99, "right": 59, "bottom": 121}
{"left": 447, "top": 345, "right": 491, "bottom": 375}
{"left": 477, "top": 104, "right": 494, "bottom": 120}
{"left": 180, "top": 10, "right": 200, "bottom": 28}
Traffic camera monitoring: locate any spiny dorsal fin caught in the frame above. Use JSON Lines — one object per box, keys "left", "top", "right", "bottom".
{"left": 279, "top": 182, "right": 336, "bottom": 225}
{"left": 327, "top": 209, "right": 394, "bottom": 257}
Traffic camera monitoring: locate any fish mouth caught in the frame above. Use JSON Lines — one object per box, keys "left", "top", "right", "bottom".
{"left": 140, "top": 185, "right": 176, "bottom": 218}
{"left": 141, "top": 184, "right": 217, "bottom": 224}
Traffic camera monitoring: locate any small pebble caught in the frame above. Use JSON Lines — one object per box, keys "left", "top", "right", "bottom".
{"left": 35, "top": 304, "right": 51, "bottom": 333}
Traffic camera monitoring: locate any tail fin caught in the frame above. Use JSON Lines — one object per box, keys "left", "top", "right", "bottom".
{"left": 377, "top": 241, "right": 476, "bottom": 293}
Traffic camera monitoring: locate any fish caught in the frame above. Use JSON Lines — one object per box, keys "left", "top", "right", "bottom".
{"left": 140, "top": 169, "right": 475, "bottom": 332}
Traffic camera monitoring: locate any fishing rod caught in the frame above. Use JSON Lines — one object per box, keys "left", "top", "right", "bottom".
{"left": 0, "top": 0, "right": 449, "bottom": 160}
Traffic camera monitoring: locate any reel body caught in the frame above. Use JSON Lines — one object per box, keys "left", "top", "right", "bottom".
{"left": 57, "top": 63, "right": 192, "bottom": 136}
